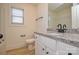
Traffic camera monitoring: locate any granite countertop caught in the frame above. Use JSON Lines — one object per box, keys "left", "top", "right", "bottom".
{"left": 35, "top": 32, "right": 79, "bottom": 48}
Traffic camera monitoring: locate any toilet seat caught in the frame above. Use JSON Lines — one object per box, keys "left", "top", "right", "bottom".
{"left": 26, "top": 39, "right": 35, "bottom": 44}
{"left": 26, "top": 39, "right": 35, "bottom": 50}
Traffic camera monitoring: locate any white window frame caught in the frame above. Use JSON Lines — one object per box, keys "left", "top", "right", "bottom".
{"left": 11, "top": 7, "right": 24, "bottom": 24}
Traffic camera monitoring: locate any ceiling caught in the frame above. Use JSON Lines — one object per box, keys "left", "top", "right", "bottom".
{"left": 48, "top": 3, "right": 72, "bottom": 11}
{"left": 48, "top": 3, "right": 63, "bottom": 11}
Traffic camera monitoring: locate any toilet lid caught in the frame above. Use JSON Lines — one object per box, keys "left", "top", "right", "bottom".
{"left": 26, "top": 39, "right": 35, "bottom": 43}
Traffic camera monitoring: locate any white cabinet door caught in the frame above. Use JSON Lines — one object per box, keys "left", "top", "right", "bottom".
{"left": 57, "top": 41, "right": 70, "bottom": 55}
{"left": 45, "top": 47, "right": 56, "bottom": 55}
{"left": 57, "top": 41, "right": 78, "bottom": 55}
{"left": 39, "top": 36, "right": 46, "bottom": 44}
{"left": 35, "top": 35, "right": 57, "bottom": 55}
{"left": 35, "top": 41, "right": 56, "bottom": 55}
{"left": 35, "top": 34, "right": 46, "bottom": 55}
{"left": 40, "top": 36, "right": 56, "bottom": 51}
{"left": 57, "top": 41, "right": 70, "bottom": 51}
{"left": 35, "top": 41, "right": 46, "bottom": 55}
{"left": 45, "top": 38, "right": 56, "bottom": 51}
{"left": 67, "top": 45, "right": 78, "bottom": 55}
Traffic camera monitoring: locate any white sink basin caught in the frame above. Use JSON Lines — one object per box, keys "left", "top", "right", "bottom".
{"left": 48, "top": 33, "right": 79, "bottom": 42}
{"left": 48, "top": 33, "right": 62, "bottom": 36}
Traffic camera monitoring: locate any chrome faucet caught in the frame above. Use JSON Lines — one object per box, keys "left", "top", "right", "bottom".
{"left": 57, "top": 24, "right": 62, "bottom": 29}
{"left": 63, "top": 24, "right": 66, "bottom": 29}
{"left": 57, "top": 24, "right": 67, "bottom": 33}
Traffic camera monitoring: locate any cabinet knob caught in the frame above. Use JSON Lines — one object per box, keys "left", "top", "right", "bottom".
{"left": 68, "top": 53, "right": 72, "bottom": 55}
{"left": 42, "top": 48, "right": 45, "bottom": 50}
{"left": 46, "top": 52, "right": 49, "bottom": 54}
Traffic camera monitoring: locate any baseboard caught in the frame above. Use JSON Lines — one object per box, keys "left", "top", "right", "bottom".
{"left": 6, "top": 46, "right": 26, "bottom": 52}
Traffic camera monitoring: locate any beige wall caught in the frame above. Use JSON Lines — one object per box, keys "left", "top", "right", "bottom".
{"left": 56, "top": 6, "right": 72, "bottom": 29}
{"left": 1, "top": 3, "right": 37, "bottom": 50}
{"left": 36, "top": 3, "right": 48, "bottom": 33}
{"left": 48, "top": 10, "right": 57, "bottom": 29}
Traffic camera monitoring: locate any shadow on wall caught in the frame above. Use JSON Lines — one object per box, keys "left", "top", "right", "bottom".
{"left": 25, "top": 34, "right": 35, "bottom": 39}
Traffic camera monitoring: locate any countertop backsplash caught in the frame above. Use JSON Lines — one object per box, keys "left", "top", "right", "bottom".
{"left": 47, "top": 28, "right": 79, "bottom": 34}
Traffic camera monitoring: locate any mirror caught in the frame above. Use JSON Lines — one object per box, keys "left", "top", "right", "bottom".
{"left": 48, "top": 3, "right": 73, "bottom": 31}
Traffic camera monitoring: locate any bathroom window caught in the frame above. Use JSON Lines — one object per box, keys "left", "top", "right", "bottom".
{"left": 11, "top": 8, "right": 24, "bottom": 24}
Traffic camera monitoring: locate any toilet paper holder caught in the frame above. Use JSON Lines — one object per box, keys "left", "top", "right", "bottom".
{"left": 20, "top": 34, "right": 26, "bottom": 37}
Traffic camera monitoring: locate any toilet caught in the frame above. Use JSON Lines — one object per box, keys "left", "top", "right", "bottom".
{"left": 26, "top": 39, "right": 35, "bottom": 50}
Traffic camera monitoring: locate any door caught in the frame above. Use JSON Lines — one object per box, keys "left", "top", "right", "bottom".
{"left": 0, "top": 5, "right": 6, "bottom": 54}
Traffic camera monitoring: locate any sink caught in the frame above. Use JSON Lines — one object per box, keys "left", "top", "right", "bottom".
{"left": 48, "top": 33, "right": 79, "bottom": 42}
{"left": 48, "top": 33, "right": 68, "bottom": 39}
{"left": 48, "top": 33, "right": 63, "bottom": 36}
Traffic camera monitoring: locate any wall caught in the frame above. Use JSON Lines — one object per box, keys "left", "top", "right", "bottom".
{"left": 36, "top": 3, "right": 48, "bottom": 33}
{"left": 0, "top": 4, "right": 6, "bottom": 53}
{"left": 48, "top": 10, "right": 57, "bottom": 29}
{"left": 1, "top": 3, "right": 37, "bottom": 50}
{"left": 1, "top": 3, "right": 48, "bottom": 50}
{"left": 56, "top": 6, "right": 72, "bottom": 29}
{"left": 48, "top": 5, "right": 72, "bottom": 29}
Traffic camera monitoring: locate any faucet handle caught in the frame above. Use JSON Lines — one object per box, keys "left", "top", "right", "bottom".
{"left": 57, "top": 24, "right": 62, "bottom": 29}
{"left": 63, "top": 24, "right": 66, "bottom": 29}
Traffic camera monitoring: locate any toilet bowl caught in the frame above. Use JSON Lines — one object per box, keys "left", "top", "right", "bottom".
{"left": 26, "top": 39, "right": 35, "bottom": 50}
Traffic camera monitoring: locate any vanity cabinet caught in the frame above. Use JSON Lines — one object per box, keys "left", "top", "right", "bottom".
{"left": 35, "top": 34, "right": 79, "bottom": 55}
{"left": 57, "top": 41, "right": 70, "bottom": 51}
{"left": 35, "top": 34, "right": 56, "bottom": 55}
{"left": 35, "top": 41, "right": 46, "bottom": 55}
{"left": 72, "top": 5, "right": 79, "bottom": 29}
{"left": 56, "top": 41, "right": 79, "bottom": 55}
{"left": 36, "top": 41, "right": 56, "bottom": 55}
{"left": 40, "top": 36, "right": 57, "bottom": 51}
{"left": 35, "top": 34, "right": 46, "bottom": 55}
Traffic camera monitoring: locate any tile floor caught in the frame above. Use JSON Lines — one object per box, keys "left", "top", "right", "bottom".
{"left": 6, "top": 47, "right": 35, "bottom": 55}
